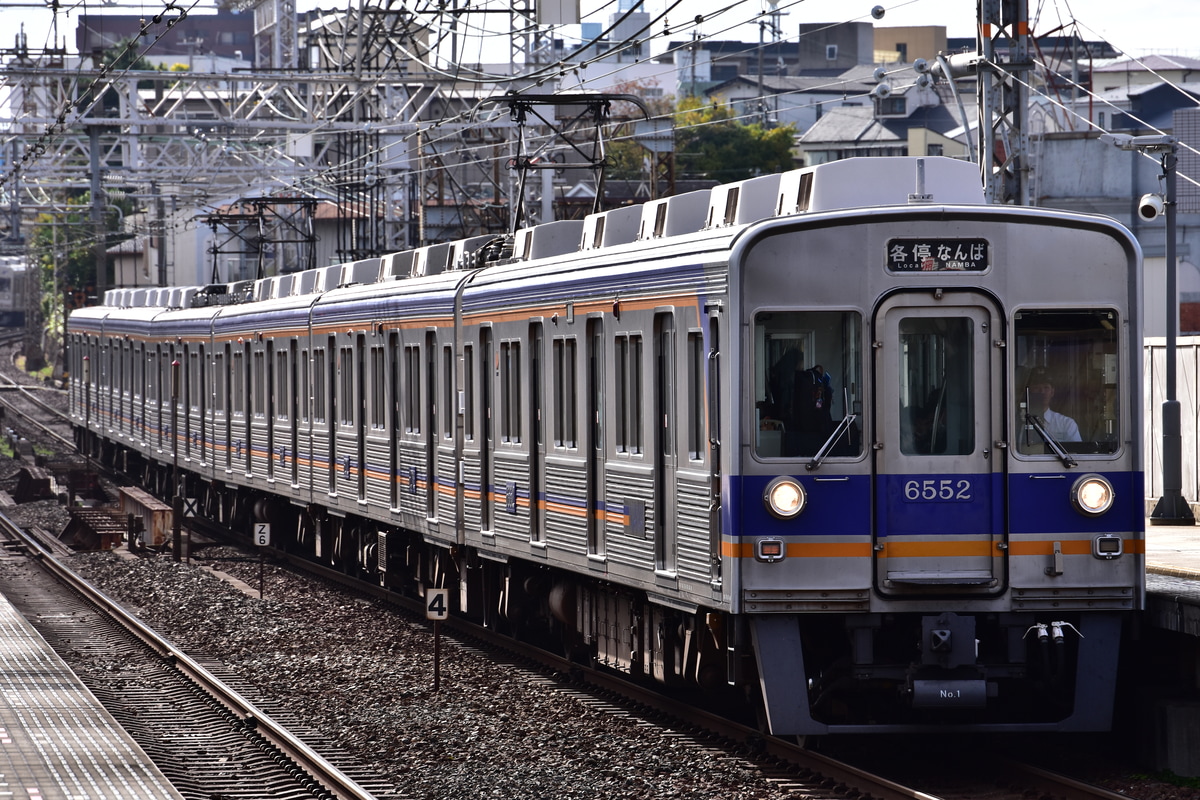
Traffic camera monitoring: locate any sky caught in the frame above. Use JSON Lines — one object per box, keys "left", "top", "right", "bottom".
{"left": 1, "top": 0, "right": 1198, "bottom": 62}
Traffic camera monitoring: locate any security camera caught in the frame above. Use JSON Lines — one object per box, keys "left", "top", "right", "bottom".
{"left": 1138, "top": 193, "right": 1165, "bottom": 220}
{"left": 872, "top": 5, "right": 885, "bottom": 19}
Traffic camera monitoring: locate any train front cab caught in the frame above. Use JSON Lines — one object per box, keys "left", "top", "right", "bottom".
{"left": 737, "top": 211, "right": 1143, "bottom": 734}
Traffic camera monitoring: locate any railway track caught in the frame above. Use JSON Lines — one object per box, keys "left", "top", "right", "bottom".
{"left": 207, "top": 527, "right": 1141, "bottom": 800}
{"left": 0, "top": 361, "right": 74, "bottom": 452}
{"left": 0, "top": 513, "right": 402, "bottom": 800}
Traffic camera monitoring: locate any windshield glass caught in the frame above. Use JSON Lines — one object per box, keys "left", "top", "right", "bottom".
{"left": 754, "top": 310, "right": 862, "bottom": 458}
{"left": 898, "top": 316, "right": 975, "bottom": 456}
{"left": 1014, "top": 309, "right": 1120, "bottom": 456}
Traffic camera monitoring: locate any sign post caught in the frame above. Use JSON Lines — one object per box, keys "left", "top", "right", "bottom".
{"left": 254, "top": 523, "right": 270, "bottom": 599}
{"left": 426, "top": 588, "right": 449, "bottom": 692}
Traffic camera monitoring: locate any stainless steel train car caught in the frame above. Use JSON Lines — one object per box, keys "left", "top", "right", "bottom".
{"left": 0, "top": 256, "right": 28, "bottom": 327}
{"left": 67, "top": 156, "right": 1144, "bottom": 734}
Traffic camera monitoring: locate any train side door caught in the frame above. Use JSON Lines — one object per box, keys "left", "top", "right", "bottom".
{"left": 424, "top": 332, "right": 436, "bottom": 517}
{"left": 586, "top": 318, "right": 605, "bottom": 558}
{"left": 529, "top": 322, "right": 545, "bottom": 543}
{"left": 873, "top": 291, "right": 1005, "bottom": 595}
{"left": 480, "top": 329, "right": 494, "bottom": 532}
{"left": 266, "top": 340, "right": 275, "bottom": 481}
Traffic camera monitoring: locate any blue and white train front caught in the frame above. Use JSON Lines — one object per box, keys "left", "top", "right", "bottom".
{"left": 729, "top": 182, "right": 1143, "bottom": 734}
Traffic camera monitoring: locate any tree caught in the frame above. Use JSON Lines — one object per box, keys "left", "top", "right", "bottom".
{"left": 27, "top": 190, "right": 134, "bottom": 375}
{"left": 603, "top": 78, "right": 676, "bottom": 183}
{"left": 675, "top": 96, "right": 797, "bottom": 182}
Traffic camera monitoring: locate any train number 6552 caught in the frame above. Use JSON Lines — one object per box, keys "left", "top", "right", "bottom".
{"left": 904, "top": 479, "right": 972, "bottom": 501}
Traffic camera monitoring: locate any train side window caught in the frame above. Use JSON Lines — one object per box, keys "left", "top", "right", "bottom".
{"left": 300, "top": 350, "right": 309, "bottom": 422}
{"left": 404, "top": 344, "right": 421, "bottom": 434}
{"left": 151, "top": 347, "right": 160, "bottom": 407}
{"left": 754, "top": 310, "right": 863, "bottom": 459}
{"left": 443, "top": 345, "right": 454, "bottom": 439}
{"left": 553, "top": 337, "right": 577, "bottom": 448}
{"left": 370, "top": 346, "right": 386, "bottom": 429}
{"left": 134, "top": 344, "right": 144, "bottom": 402}
{"left": 338, "top": 346, "right": 355, "bottom": 426}
{"left": 213, "top": 351, "right": 225, "bottom": 413}
{"left": 276, "top": 349, "right": 289, "bottom": 421}
{"left": 463, "top": 344, "right": 475, "bottom": 441}
{"left": 500, "top": 340, "right": 521, "bottom": 443}
{"left": 1014, "top": 309, "right": 1120, "bottom": 456}
{"left": 615, "top": 333, "right": 643, "bottom": 455}
{"left": 189, "top": 350, "right": 201, "bottom": 411}
{"left": 312, "top": 349, "right": 326, "bottom": 422}
{"left": 687, "top": 331, "right": 706, "bottom": 462}
{"left": 116, "top": 343, "right": 125, "bottom": 399}
{"left": 250, "top": 350, "right": 264, "bottom": 418}
{"left": 232, "top": 351, "right": 244, "bottom": 415}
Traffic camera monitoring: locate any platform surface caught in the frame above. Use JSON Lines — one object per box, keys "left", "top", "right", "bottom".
{"left": 1144, "top": 518, "right": 1200, "bottom": 637}
{"left": 1146, "top": 519, "right": 1200, "bottom": 579}
{"left": 0, "top": 590, "right": 185, "bottom": 799}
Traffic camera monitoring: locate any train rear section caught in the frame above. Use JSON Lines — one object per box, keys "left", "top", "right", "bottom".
{"left": 739, "top": 201, "right": 1143, "bottom": 733}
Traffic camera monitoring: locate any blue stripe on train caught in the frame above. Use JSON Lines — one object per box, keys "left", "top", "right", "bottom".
{"left": 732, "top": 470, "right": 1143, "bottom": 538}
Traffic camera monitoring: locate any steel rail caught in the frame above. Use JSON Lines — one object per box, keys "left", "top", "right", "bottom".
{"left": 3, "top": 512, "right": 382, "bottom": 800}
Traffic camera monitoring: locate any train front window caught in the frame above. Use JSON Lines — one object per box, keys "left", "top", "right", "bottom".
{"left": 898, "top": 317, "right": 975, "bottom": 456}
{"left": 1015, "top": 310, "right": 1120, "bottom": 456}
{"left": 754, "top": 310, "right": 862, "bottom": 459}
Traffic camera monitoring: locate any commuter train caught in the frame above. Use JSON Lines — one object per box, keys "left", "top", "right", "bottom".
{"left": 67, "top": 156, "right": 1145, "bottom": 734}
{"left": 0, "top": 256, "right": 28, "bottom": 327}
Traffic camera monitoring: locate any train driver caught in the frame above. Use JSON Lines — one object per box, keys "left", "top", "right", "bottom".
{"left": 1024, "top": 367, "right": 1081, "bottom": 443}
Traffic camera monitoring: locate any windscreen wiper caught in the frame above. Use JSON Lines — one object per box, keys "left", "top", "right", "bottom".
{"left": 1025, "top": 412, "right": 1077, "bottom": 468}
{"left": 807, "top": 388, "right": 856, "bottom": 471}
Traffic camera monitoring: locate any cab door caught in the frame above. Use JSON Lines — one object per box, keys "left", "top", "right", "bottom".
{"left": 873, "top": 291, "right": 1005, "bottom": 595}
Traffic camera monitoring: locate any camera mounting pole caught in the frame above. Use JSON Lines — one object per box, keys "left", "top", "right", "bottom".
{"left": 1101, "top": 132, "right": 1194, "bottom": 525}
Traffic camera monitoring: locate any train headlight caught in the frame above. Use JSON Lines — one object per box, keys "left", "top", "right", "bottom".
{"left": 1071, "top": 474, "right": 1114, "bottom": 516}
{"left": 764, "top": 476, "right": 806, "bottom": 519}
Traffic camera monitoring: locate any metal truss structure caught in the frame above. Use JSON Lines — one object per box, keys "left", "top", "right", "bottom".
{"left": 0, "top": 0, "right": 563, "bottom": 284}
{"left": 0, "top": 0, "right": 694, "bottom": 293}
{"left": 978, "top": 0, "right": 1032, "bottom": 205}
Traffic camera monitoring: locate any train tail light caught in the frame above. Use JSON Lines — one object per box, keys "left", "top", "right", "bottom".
{"left": 1093, "top": 534, "right": 1123, "bottom": 559}
{"left": 756, "top": 538, "right": 786, "bottom": 562}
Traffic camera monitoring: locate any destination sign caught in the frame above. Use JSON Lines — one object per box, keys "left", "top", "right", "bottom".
{"left": 887, "top": 238, "right": 989, "bottom": 272}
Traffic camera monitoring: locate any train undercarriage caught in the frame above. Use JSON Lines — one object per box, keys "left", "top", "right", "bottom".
{"left": 101, "top": 443, "right": 737, "bottom": 703}
{"left": 83, "top": 437, "right": 1124, "bottom": 734}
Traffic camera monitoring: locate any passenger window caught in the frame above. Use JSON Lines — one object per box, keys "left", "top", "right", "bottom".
{"left": 754, "top": 310, "right": 862, "bottom": 458}
{"left": 1014, "top": 310, "right": 1120, "bottom": 455}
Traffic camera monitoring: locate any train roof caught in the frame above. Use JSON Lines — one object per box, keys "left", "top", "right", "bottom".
{"left": 0, "top": 256, "right": 28, "bottom": 273}
{"left": 86, "top": 156, "right": 991, "bottom": 316}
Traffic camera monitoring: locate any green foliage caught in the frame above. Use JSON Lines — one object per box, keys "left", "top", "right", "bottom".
{"left": 27, "top": 188, "right": 134, "bottom": 325}
{"left": 675, "top": 96, "right": 798, "bottom": 182}
{"left": 29, "top": 193, "right": 97, "bottom": 295}
{"left": 1131, "top": 770, "right": 1200, "bottom": 790}
{"left": 604, "top": 78, "right": 676, "bottom": 182}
